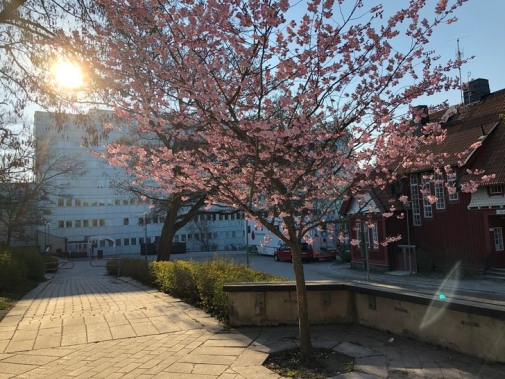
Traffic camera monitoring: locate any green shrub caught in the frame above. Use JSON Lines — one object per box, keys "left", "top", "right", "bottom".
{"left": 193, "top": 256, "right": 284, "bottom": 321}
{"left": 109, "top": 255, "right": 285, "bottom": 324}
{"left": 106, "top": 258, "right": 153, "bottom": 285}
{"left": 11, "top": 247, "right": 45, "bottom": 282}
{"left": 0, "top": 251, "right": 27, "bottom": 292}
{"left": 150, "top": 261, "right": 200, "bottom": 304}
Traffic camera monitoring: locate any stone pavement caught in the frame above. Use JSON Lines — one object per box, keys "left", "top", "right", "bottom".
{"left": 1, "top": 260, "right": 505, "bottom": 378}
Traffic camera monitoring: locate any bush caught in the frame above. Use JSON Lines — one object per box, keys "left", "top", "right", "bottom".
{"left": 11, "top": 247, "right": 45, "bottom": 282}
{"left": 0, "top": 251, "right": 27, "bottom": 292}
{"left": 109, "top": 255, "right": 285, "bottom": 324}
{"left": 106, "top": 258, "right": 153, "bottom": 286}
{"left": 0, "top": 247, "right": 47, "bottom": 293}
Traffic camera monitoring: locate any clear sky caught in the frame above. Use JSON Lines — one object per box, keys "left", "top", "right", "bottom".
{"left": 410, "top": 0, "right": 505, "bottom": 107}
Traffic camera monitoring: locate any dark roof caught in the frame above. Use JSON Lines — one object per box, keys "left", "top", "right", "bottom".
{"left": 415, "top": 88, "right": 505, "bottom": 184}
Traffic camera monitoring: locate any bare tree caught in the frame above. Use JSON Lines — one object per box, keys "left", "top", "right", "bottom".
{"left": 0, "top": 114, "right": 85, "bottom": 246}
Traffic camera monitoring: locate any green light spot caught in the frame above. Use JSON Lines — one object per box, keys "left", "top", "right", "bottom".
{"left": 439, "top": 294, "right": 446, "bottom": 300}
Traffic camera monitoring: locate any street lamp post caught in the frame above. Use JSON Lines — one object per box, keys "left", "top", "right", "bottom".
{"left": 143, "top": 213, "right": 148, "bottom": 262}
{"left": 403, "top": 201, "right": 412, "bottom": 272}
{"left": 45, "top": 222, "right": 50, "bottom": 253}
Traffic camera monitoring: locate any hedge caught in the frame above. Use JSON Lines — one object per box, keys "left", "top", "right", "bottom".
{"left": 107, "top": 255, "right": 285, "bottom": 323}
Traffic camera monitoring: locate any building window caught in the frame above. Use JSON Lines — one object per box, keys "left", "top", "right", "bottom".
{"left": 116, "top": 239, "right": 121, "bottom": 247}
{"left": 99, "top": 219, "right": 105, "bottom": 227}
{"left": 124, "top": 238, "right": 129, "bottom": 246}
{"left": 410, "top": 174, "right": 421, "bottom": 226}
{"left": 66, "top": 220, "right": 72, "bottom": 228}
{"left": 371, "top": 223, "right": 379, "bottom": 250}
{"left": 447, "top": 177, "right": 458, "bottom": 201}
{"left": 174, "top": 235, "right": 179, "bottom": 242}
{"left": 123, "top": 199, "right": 128, "bottom": 205}
{"left": 490, "top": 185, "right": 504, "bottom": 195}
{"left": 83, "top": 199, "right": 89, "bottom": 206}
{"left": 495, "top": 227, "right": 504, "bottom": 251}
{"left": 66, "top": 198, "right": 72, "bottom": 206}
{"left": 181, "top": 234, "right": 186, "bottom": 242}
{"left": 131, "top": 238, "right": 136, "bottom": 245}
{"left": 75, "top": 220, "right": 81, "bottom": 228}
{"left": 92, "top": 219, "right": 98, "bottom": 227}
{"left": 123, "top": 218, "right": 129, "bottom": 225}
{"left": 83, "top": 220, "right": 89, "bottom": 227}
{"left": 57, "top": 198, "right": 64, "bottom": 207}
{"left": 435, "top": 174, "right": 445, "bottom": 210}
{"left": 58, "top": 220, "right": 64, "bottom": 228}
{"left": 115, "top": 199, "right": 121, "bottom": 206}
{"left": 75, "top": 199, "right": 81, "bottom": 206}
{"left": 232, "top": 231, "right": 236, "bottom": 238}
{"left": 422, "top": 175, "right": 433, "bottom": 218}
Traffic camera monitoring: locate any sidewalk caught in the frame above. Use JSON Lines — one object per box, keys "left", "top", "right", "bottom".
{"left": 0, "top": 260, "right": 504, "bottom": 378}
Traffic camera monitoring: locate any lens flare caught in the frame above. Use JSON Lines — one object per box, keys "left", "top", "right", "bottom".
{"left": 51, "top": 60, "right": 83, "bottom": 89}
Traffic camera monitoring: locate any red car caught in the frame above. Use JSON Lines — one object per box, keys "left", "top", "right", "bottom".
{"left": 273, "top": 243, "right": 314, "bottom": 262}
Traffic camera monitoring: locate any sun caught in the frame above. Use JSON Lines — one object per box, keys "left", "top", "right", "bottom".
{"left": 51, "top": 60, "right": 84, "bottom": 89}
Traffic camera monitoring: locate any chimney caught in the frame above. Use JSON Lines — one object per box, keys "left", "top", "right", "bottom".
{"left": 412, "top": 105, "right": 429, "bottom": 136}
{"left": 463, "top": 78, "right": 490, "bottom": 105}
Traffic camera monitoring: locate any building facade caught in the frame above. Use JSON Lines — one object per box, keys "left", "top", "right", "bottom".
{"left": 34, "top": 111, "right": 245, "bottom": 256}
{"left": 340, "top": 79, "right": 505, "bottom": 273}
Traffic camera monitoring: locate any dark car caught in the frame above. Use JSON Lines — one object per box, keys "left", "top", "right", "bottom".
{"left": 273, "top": 243, "right": 314, "bottom": 262}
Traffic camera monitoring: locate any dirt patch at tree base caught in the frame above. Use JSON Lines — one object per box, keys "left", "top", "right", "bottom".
{"left": 263, "top": 347, "right": 354, "bottom": 379}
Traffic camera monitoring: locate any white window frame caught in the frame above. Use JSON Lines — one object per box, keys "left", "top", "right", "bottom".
{"left": 371, "top": 223, "right": 379, "bottom": 250}
{"left": 435, "top": 174, "right": 445, "bottom": 209}
{"left": 410, "top": 174, "right": 421, "bottom": 226}
{"left": 494, "top": 227, "right": 504, "bottom": 251}
{"left": 448, "top": 177, "right": 458, "bottom": 201}
{"left": 422, "top": 175, "right": 433, "bottom": 218}
{"left": 490, "top": 185, "right": 504, "bottom": 195}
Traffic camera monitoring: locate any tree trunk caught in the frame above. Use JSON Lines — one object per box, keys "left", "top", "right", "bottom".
{"left": 291, "top": 241, "right": 313, "bottom": 359}
{"left": 157, "top": 199, "right": 182, "bottom": 261}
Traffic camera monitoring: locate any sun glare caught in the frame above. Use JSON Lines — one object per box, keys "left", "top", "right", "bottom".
{"left": 52, "top": 60, "right": 84, "bottom": 89}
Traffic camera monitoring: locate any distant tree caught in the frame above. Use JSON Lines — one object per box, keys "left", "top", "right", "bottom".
{"left": 0, "top": 114, "right": 85, "bottom": 246}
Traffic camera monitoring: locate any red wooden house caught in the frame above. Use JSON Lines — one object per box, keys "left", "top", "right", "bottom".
{"left": 340, "top": 79, "right": 505, "bottom": 273}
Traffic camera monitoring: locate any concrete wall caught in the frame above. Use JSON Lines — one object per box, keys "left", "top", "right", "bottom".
{"left": 223, "top": 281, "right": 505, "bottom": 363}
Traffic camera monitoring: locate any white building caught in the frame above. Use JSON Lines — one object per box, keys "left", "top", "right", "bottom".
{"left": 34, "top": 110, "right": 245, "bottom": 256}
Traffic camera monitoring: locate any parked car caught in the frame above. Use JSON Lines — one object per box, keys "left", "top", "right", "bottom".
{"left": 273, "top": 243, "right": 314, "bottom": 262}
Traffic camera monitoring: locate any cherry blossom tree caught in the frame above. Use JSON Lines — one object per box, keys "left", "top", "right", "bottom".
{"left": 56, "top": 0, "right": 479, "bottom": 358}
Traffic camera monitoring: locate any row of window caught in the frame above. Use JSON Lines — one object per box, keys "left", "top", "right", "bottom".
{"left": 195, "top": 213, "right": 245, "bottom": 222}
{"left": 410, "top": 174, "right": 459, "bottom": 227}
{"left": 68, "top": 231, "right": 245, "bottom": 250}
{"left": 355, "top": 222, "right": 379, "bottom": 251}
{"left": 57, "top": 198, "right": 151, "bottom": 207}
{"left": 58, "top": 219, "right": 105, "bottom": 228}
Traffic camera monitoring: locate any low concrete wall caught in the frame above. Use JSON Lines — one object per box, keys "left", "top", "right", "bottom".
{"left": 223, "top": 281, "right": 505, "bottom": 363}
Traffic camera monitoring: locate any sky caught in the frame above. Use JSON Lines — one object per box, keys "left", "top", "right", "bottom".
{"left": 413, "top": 0, "right": 505, "bottom": 107}
{"left": 26, "top": 0, "right": 505, "bottom": 120}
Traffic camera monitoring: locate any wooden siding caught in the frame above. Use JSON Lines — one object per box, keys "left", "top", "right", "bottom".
{"left": 409, "top": 191, "right": 490, "bottom": 270}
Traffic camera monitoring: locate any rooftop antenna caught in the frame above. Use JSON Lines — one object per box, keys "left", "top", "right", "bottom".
{"left": 456, "top": 38, "right": 464, "bottom": 104}
{"left": 467, "top": 71, "right": 472, "bottom": 105}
